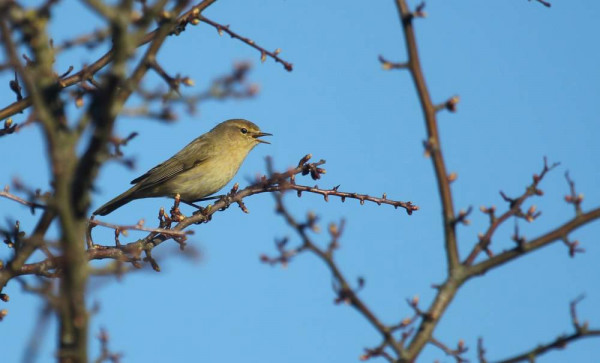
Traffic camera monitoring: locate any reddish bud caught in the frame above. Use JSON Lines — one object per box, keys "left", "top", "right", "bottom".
{"left": 412, "top": 295, "right": 419, "bottom": 305}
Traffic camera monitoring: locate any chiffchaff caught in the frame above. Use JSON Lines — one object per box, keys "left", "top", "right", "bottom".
{"left": 93, "top": 119, "right": 271, "bottom": 216}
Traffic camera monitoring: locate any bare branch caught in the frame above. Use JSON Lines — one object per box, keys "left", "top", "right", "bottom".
{"left": 282, "top": 183, "right": 418, "bottom": 214}
{"left": 93, "top": 328, "right": 122, "bottom": 363}
{"left": 493, "top": 297, "right": 599, "bottom": 363}
{"left": 389, "top": 1, "right": 463, "bottom": 359}
{"left": 0, "top": 186, "right": 46, "bottom": 212}
{"left": 464, "top": 157, "right": 559, "bottom": 265}
{"left": 270, "top": 188, "right": 403, "bottom": 358}
{"left": 530, "top": 0, "right": 551, "bottom": 8}
{"left": 88, "top": 217, "right": 191, "bottom": 240}
{"left": 429, "top": 337, "right": 468, "bottom": 363}
{"left": 3, "top": 155, "right": 416, "bottom": 283}
{"left": 0, "top": 0, "right": 219, "bottom": 120}
{"left": 468, "top": 207, "right": 600, "bottom": 276}
{"left": 564, "top": 171, "right": 584, "bottom": 216}
{"left": 198, "top": 16, "right": 293, "bottom": 72}
{"left": 391, "top": 0, "right": 459, "bottom": 273}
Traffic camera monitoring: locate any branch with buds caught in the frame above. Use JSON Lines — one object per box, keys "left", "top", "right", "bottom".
{"left": 429, "top": 337, "right": 468, "bottom": 363}
{"left": 464, "top": 157, "right": 558, "bottom": 265}
{"left": 0, "top": 155, "right": 417, "bottom": 288}
{"left": 0, "top": 1, "right": 218, "bottom": 121}
{"left": 268, "top": 191, "right": 403, "bottom": 359}
{"left": 0, "top": 185, "right": 46, "bottom": 213}
{"left": 490, "top": 296, "right": 599, "bottom": 363}
{"left": 196, "top": 16, "right": 293, "bottom": 72}
{"left": 377, "top": 2, "right": 600, "bottom": 361}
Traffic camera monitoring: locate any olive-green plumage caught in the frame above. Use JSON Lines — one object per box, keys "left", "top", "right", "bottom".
{"left": 93, "top": 119, "right": 271, "bottom": 216}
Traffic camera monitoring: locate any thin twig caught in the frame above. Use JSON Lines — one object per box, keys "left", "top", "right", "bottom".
{"left": 199, "top": 16, "right": 293, "bottom": 72}
{"left": 5, "top": 155, "right": 415, "bottom": 283}
{"left": 0, "top": 1, "right": 218, "bottom": 120}
{"left": 282, "top": 183, "right": 418, "bottom": 215}
{"left": 88, "top": 218, "right": 191, "bottom": 239}
{"left": 493, "top": 297, "right": 599, "bottom": 363}
{"left": 467, "top": 207, "right": 600, "bottom": 276}
{"left": 429, "top": 337, "right": 468, "bottom": 363}
{"left": 531, "top": 0, "right": 551, "bottom": 8}
{"left": 464, "top": 157, "right": 558, "bottom": 265}
{"left": 0, "top": 187, "right": 46, "bottom": 211}
{"left": 271, "top": 189, "right": 403, "bottom": 358}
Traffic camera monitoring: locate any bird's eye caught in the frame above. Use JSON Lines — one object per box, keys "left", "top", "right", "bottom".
{"left": 240, "top": 128, "right": 248, "bottom": 134}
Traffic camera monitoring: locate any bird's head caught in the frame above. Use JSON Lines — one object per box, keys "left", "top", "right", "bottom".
{"left": 211, "top": 119, "right": 272, "bottom": 151}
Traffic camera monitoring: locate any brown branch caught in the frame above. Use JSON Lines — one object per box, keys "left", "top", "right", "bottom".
{"left": 284, "top": 183, "right": 418, "bottom": 215}
{"left": 390, "top": 296, "right": 424, "bottom": 335}
{"left": 198, "top": 16, "right": 293, "bottom": 72}
{"left": 464, "top": 157, "right": 558, "bottom": 265}
{"left": 360, "top": 340, "right": 395, "bottom": 362}
{"left": 93, "top": 328, "right": 122, "bottom": 363}
{"left": 0, "top": 10, "right": 57, "bottom": 137}
{"left": 495, "top": 332, "right": 600, "bottom": 363}
{"left": 387, "top": 1, "right": 584, "bottom": 360}
{"left": 493, "top": 297, "right": 599, "bottom": 363}
{"left": 467, "top": 207, "right": 600, "bottom": 277}
{"left": 271, "top": 189, "right": 403, "bottom": 358}
{"left": 389, "top": 1, "right": 464, "bottom": 359}
{"left": 429, "top": 337, "right": 468, "bottom": 363}
{"left": 147, "top": 58, "right": 194, "bottom": 93}
{"left": 54, "top": 28, "right": 111, "bottom": 53}
{"left": 531, "top": 0, "right": 551, "bottom": 8}
{"left": 88, "top": 218, "right": 191, "bottom": 239}
{"left": 0, "top": 0, "right": 219, "bottom": 121}
{"left": 132, "top": 62, "right": 257, "bottom": 118}
{"left": 478, "top": 337, "right": 488, "bottom": 363}
{"left": 391, "top": 0, "right": 459, "bottom": 272}
{"left": 1, "top": 3, "right": 218, "bottom": 361}
{"left": 70, "top": 0, "right": 190, "bottom": 217}
{"left": 0, "top": 210, "right": 55, "bottom": 291}
{"left": 0, "top": 186, "right": 46, "bottom": 212}
{"left": 564, "top": 171, "right": 583, "bottom": 216}
{"left": 5, "top": 155, "right": 416, "bottom": 280}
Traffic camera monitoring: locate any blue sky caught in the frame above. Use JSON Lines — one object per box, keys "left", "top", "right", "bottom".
{"left": 1, "top": 0, "right": 599, "bottom": 362}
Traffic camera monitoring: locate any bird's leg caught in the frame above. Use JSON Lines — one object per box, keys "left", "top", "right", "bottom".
{"left": 185, "top": 195, "right": 217, "bottom": 215}
{"left": 182, "top": 200, "right": 204, "bottom": 209}
{"left": 194, "top": 195, "right": 222, "bottom": 202}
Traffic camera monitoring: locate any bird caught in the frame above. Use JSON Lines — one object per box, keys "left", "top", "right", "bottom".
{"left": 93, "top": 119, "right": 271, "bottom": 216}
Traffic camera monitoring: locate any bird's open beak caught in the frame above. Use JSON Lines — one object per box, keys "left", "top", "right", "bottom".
{"left": 253, "top": 132, "right": 272, "bottom": 144}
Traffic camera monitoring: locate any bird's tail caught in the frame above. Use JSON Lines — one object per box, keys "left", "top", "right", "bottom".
{"left": 93, "top": 187, "right": 139, "bottom": 216}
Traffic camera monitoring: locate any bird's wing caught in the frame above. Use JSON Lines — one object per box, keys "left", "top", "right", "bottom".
{"left": 130, "top": 136, "right": 211, "bottom": 189}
